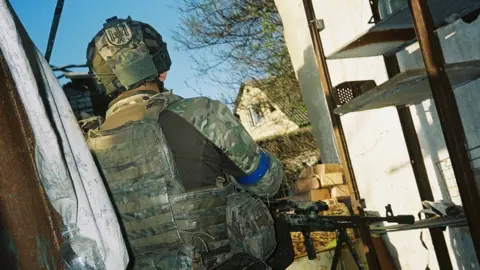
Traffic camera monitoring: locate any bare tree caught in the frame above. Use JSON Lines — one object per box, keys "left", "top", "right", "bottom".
{"left": 173, "top": 0, "right": 298, "bottom": 103}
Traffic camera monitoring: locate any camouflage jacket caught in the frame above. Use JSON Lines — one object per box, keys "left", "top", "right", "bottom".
{"left": 102, "top": 90, "right": 283, "bottom": 197}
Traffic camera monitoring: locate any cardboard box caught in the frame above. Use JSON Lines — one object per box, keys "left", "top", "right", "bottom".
{"left": 320, "top": 172, "right": 344, "bottom": 187}
{"left": 294, "top": 176, "right": 320, "bottom": 194}
{"left": 330, "top": 184, "right": 350, "bottom": 199}
{"left": 290, "top": 189, "right": 331, "bottom": 202}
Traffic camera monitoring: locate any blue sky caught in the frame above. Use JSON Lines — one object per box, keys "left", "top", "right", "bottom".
{"left": 9, "top": 0, "right": 231, "bottom": 99}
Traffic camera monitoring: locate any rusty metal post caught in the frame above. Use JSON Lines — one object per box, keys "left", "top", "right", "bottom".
{"left": 302, "top": 1, "right": 379, "bottom": 269}
{"left": 366, "top": 2, "right": 454, "bottom": 267}
{"left": 409, "top": 0, "right": 480, "bottom": 260}
{"left": 0, "top": 52, "right": 61, "bottom": 269}
{"left": 301, "top": 0, "right": 360, "bottom": 203}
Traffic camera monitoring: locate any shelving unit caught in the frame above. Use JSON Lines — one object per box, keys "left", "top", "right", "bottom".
{"left": 303, "top": 0, "right": 480, "bottom": 269}
{"left": 334, "top": 60, "right": 480, "bottom": 115}
{"left": 327, "top": 0, "right": 480, "bottom": 59}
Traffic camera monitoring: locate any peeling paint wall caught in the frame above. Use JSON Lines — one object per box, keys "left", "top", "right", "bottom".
{"left": 275, "top": 0, "right": 480, "bottom": 269}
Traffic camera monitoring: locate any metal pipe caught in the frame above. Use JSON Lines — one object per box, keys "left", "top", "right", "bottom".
{"left": 302, "top": 0, "right": 378, "bottom": 268}
{"left": 45, "top": 0, "right": 65, "bottom": 62}
{"left": 408, "top": 0, "right": 480, "bottom": 260}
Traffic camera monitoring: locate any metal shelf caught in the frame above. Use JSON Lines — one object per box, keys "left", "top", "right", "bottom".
{"left": 327, "top": 0, "right": 480, "bottom": 59}
{"left": 370, "top": 215, "right": 467, "bottom": 233}
{"left": 334, "top": 60, "right": 480, "bottom": 115}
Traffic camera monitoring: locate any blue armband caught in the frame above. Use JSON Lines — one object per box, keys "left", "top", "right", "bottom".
{"left": 237, "top": 151, "right": 271, "bottom": 186}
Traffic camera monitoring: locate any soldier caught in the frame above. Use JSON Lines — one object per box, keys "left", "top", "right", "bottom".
{"left": 85, "top": 16, "right": 283, "bottom": 269}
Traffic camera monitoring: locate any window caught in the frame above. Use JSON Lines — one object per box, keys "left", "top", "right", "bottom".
{"left": 248, "top": 103, "right": 264, "bottom": 126}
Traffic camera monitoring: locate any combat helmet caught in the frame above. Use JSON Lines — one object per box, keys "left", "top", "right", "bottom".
{"left": 86, "top": 16, "right": 171, "bottom": 96}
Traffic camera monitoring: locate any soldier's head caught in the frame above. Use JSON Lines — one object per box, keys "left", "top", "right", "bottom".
{"left": 86, "top": 16, "right": 171, "bottom": 97}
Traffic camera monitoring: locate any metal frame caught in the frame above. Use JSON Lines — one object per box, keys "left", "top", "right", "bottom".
{"left": 409, "top": 0, "right": 480, "bottom": 260}
{"left": 45, "top": 0, "right": 65, "bottom": 62}
{"left": 371, "top": 3, "right": 453, "bottom": 269}
{"left": 302, "top": 1, "right": 380, "bottom": 269}
{"left": 303, "top": 0, "right": 480, "bottom": 268}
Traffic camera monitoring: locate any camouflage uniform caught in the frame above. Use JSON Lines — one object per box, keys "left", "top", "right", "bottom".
{"left": 85, "top": 17, "right": 283, "bottom": 270}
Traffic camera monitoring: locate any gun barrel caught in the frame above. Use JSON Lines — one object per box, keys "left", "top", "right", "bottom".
{"left": 284, "top": 214, "right": 416, "bottom": 232}
{"left": 386, "top": 215, "right": 415, "bottom": 224}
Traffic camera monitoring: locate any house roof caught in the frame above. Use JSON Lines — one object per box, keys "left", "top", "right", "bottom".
{"left": 235, "top": 77, "right": 310, "bottom": 127}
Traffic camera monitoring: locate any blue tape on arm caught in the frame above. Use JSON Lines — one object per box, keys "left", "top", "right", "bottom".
{"left": 237, "top": 151, "right": 271, "bottom": 186}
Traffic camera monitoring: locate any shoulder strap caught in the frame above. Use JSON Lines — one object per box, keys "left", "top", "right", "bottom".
{"left": 144, "top": 102, "right": 164, "bottom": 121}
{"left": 144, "top": 92, "right": 182, "bottom": 121}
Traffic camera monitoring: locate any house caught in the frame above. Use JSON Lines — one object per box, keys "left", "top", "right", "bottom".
{"left": 234, "top": 78, "right": 321, "bottom": 196}
{"left": 234, "top": 78, "right": 310, "bottom": 141}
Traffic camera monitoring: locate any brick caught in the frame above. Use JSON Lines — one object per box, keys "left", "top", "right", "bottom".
{"left": 330, "top": 184, "right": 350, "bottom": 199}
{"left": 69, "top": 93, "right": 83, "bottom": 98}
{"left": 290, "top": 189, "right": 331, "bottom": 202}
{"left": 325, "top": 164, "right": 343, "bottom": 174}
{"left": 299, "top": 166, "right": 314, "bottom": 178}
{"left": 294, "top": 176, "right": 320, "bottom": 194}
{"left": 320, "top": 172, "right": 344, "bottom": 188}
{"left": 78, "top": 97, "right": 91, "bottom": 103}
{"left": 313, "top": 164, "right": 343, "bottom": 175}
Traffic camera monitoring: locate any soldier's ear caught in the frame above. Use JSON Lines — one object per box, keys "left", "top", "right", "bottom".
{"left": 159, "top": 71, "right": 167, "bottom": 82}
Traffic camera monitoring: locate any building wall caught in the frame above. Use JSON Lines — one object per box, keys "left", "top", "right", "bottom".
{"left": 275, "top": 0, "right": 479, "bottom": 269}
{"left": 237, "top": 85, "right": 299, "bottom": 141}
{"left": 63, "top": 87, "right": 93, "bottom": 118}
{"left": 396, "top": 17, "right": 480, "bottom": 269}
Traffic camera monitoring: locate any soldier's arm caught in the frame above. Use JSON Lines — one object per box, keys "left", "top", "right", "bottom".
{"left": 169, "top": 97, "right": 283, "bottom": 198}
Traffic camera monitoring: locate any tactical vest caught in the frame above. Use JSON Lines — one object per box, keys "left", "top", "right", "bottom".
{"left": 87, "top": 95, "right": 276, "bottom": 269}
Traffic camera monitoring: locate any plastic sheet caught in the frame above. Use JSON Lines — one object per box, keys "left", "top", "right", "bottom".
{"left": 0, "top": 1, "right": 128, "bottom": 268}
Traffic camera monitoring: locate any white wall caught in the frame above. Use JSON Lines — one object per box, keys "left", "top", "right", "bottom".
{"left": 237, "top": 85, "right": 299, "bottom": 141}
{"left": 275, "top": 0, "right": 480, "bottom": 269}
{"left": 396, "top": 16, "right": 480, "bottom": 269}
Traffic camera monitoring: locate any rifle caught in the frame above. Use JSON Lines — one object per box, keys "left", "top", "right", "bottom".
{"left": 270, "top": 200, "right": 415, "bottom": 270}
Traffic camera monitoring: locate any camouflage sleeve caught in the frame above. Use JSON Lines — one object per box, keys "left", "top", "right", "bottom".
{"left": 167, "top": 97, "right": 283, "bottom": 198}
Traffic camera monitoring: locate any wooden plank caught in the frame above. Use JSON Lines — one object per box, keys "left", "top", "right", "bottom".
{"left": 334, "top": 60, "right": 480, "bottom": 115}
